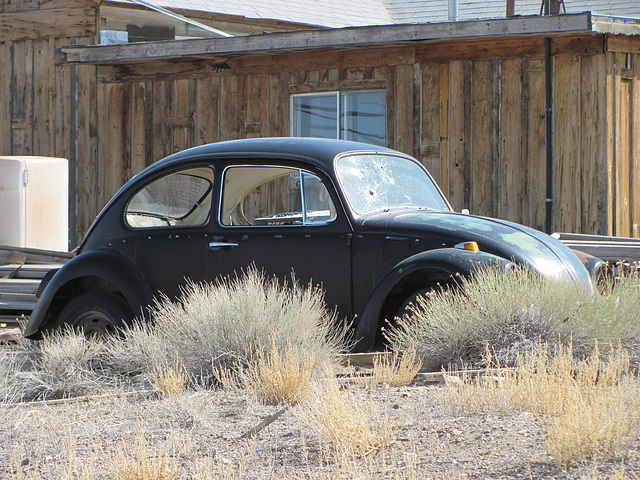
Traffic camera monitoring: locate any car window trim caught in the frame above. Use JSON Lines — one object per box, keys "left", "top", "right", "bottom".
{"left": 123, "top": 165, "right": 215, "bottom": 231}
{"left": 218, "top": 163, "right": 337, "bottom": 229}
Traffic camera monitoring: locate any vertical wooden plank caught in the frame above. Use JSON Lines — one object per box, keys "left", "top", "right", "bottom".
{"left": 104, "top": 83, "right": 130, "bottom": 202}
{"left": 580, "top": 54, "right": 608, "bottom": 235}
{"left": 604, "top": 52, "right": 615, "bottom": 236}
{"left": 527, "top": 61, "right": 547, "bottom": 232}
{"left": 394, "top": 63, "right": 414, "bottom": 156}
{"left": 195, "top": 76, "right": 220, "bottom": 144}
{"left": 470, "top": 60, "right": 495, "bottom": 217}
{"left": 616, "top": 73, "right": 632, "bottom": 237}
{"left": 10, "top": 39, "right": 33, "bottom": 155}
{"left": 386, "top": 65, "right": 395, "bottom": 149}
{"left": 152, "top": 80, "right": 172, "bottom": 162}
{"left": 96, "top": 81, "right": 107, "bottom": 212}
{"left": 246, "top": 74, "right": 268, "bottom": 138}
{"left": 220, "top": 75, "right": 245, "bottom": 141}
{"left": 54, "top": 37, "right": 71, "bottom": 162}
{"left": 76, "top": 64, "right": 98, "bottom": 243}
{"left": 32, "top": 38, "right": 54, "bottom": 155}
{"left": 439, "top": 63, "right": 450, "bottom": 199}
{"left": 413, "top": 63, "right": 421, "bottom": 160}
{"left": 267, "top": 72, "right": 289, "bottom": 137}
{"left": 172, "top": 78, "right": 190, "bottom": 153}
{"left": 448, "top": 61, "right": 465, "bottom": 211}
{"left": 0, "top": 42, "right": 10, "bottom": 154}
{"left": 490, "top": 60, "right": 501, "bottom": 219}
{"left": 420, "top": 62, "right": 441, "bottom": 185}
{"left": 632, "top": 54, "right": 640, "bottom": 238}
{"left": 462, "top": 61, "right": 472, "bottom": 211}
{"left": 130, "top": 81, "right": 147, "bottom": 175}
{"left": 500, "top": 58, "right": 525, "bottom": 223}
{"left": 554, "top": 55, "right": 582, "bottom": 233}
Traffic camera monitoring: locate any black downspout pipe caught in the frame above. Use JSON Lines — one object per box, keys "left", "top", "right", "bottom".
{"left": 545, "top": 37, "right": 553, "bottom": 234}
{"left": 544, "top": 0, "right": 553, "bottom": 234}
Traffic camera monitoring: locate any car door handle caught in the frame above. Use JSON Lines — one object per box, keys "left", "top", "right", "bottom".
{"left": 208, "top": 241, "right": 238, "bottom": 250}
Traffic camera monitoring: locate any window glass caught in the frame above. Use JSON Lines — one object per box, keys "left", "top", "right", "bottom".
{"left": 291, "top": 94, "right": 337, "bottom": 139}
{"left": 221, "top": 166, "right": 336, "bottom": 226}
{"left": 291, "top": 90, "right": 386, "bottom": 147}
{"left": 335, "top": 154, "right": 450, "bottom": 214}
{"left": 342, "top": 90, "right": 386, "bottom": 146}
{"left": 125, "top": 167, "right": 213, "bottom": 228}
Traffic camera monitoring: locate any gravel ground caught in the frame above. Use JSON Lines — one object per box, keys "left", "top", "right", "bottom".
{"left": 1, "top": 380, "right": 639, "bottom": 479}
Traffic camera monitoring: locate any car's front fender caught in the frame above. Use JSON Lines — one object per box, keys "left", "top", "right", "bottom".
{"left": 23, "top": 249, "right": 154, "bottom": 338}
{"left": 350, "top": 248, "right": 515, "bottom": 352}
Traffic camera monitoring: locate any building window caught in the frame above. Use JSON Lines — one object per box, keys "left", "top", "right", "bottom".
{"left": 291, "top": 90, "right": 386, "bottom": 147}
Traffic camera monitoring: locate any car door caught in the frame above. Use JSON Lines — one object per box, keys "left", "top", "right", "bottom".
{"left": 123, "top": 165, "right": 217, "bottom": 302}
{"left": 210, "top": 163, "right": 354, "bottom": 320}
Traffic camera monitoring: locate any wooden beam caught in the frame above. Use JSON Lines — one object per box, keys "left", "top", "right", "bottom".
{"left": 96, "top": 47, "right": 415, "bottom": 83}
{"left": 417, "top": 34, "right": 604, "bottom": 62}
{"left": 0, "top": 0, "right": 98, "bottom": 14}
{"left": 0, "top": 8, "right": 96, "bottom": 41}
{"left": 607, "top": 35, "right": 640, "bottom": 54}
{"left": 61, "top": 14, "right": 594, "bottom": 65}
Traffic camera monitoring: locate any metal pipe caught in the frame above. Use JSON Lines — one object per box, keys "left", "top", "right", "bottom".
{"left": 545, "top": 37, "right": 554, "bottom": 234}
{"left": 506, "top": 0, "right": 515, "bottom": 17}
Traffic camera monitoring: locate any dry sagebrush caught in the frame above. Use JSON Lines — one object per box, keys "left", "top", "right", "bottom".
{"left": 387, "top": 267, "right": 640, "bottom": 371}
{"left": 103, "top": 268, "right": 346, "bottom": 387}
{"left": 2, "top": 327, "right": 116, "bottom": 402}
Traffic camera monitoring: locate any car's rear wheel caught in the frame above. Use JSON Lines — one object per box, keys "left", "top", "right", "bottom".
{"left": 55, "top": 293, "right": 127, "bottom": 337}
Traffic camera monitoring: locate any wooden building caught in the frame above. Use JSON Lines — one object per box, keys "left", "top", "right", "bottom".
{"left": 2, "top": 0, "right": 640, "bottom": 247}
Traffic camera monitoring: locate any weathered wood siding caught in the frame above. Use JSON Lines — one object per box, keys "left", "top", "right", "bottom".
{"left": 0, "top": 0, "right": 98, "bottom": 246}
{"left": 89, "top": 35, "right": 634, "bottom": 239}
{"left": 3, "top": 6, "right": 640, "bottom": 243}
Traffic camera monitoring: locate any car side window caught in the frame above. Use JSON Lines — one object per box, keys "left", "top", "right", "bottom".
{"left": 221, "top": 166, "right": 336, "bottom": 226}
{"left": 125, "top": 167, "right": 214, "bottom": 228}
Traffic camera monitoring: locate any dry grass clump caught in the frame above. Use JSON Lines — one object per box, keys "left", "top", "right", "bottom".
{"left": 387, "top": 267, "right": 640, "bottom": 371}
{"left": 216, "top": 339, "right": 317, "bottom": 405}
{"left": 508, "top": 344, "right": 640, "bottom": 469}
{"left": 2, "top": 327, "right": 113, "bottom": 402}
{"left": 365, "top": 347, "right": 421, "bottom": 387}
{"left": 294, "top": 376, "right": 398, "bottom": 458}
{"left": 102, "top": 268, "right": 345, "bottom": 387}
{"left": 151, "top": 359, "right": 188, "bottom": 397}
{"left": 109, "top": 438, "right": 181, "bottom": 480}
{"left": 442, "top": 343, "right": 640, "bottom": 469}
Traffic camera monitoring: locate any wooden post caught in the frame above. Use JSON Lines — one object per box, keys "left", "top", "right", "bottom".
{"left": 506, "top": 0, "right": 515, "bottom": 17}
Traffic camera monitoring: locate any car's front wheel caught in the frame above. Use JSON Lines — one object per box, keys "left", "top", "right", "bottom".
{"left": 55, "top": 293, "right": 127, "bottom": 337}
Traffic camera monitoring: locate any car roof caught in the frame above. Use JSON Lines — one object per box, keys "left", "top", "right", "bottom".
{"left": 145, "top": 137, "right": 401, "bottom": 176}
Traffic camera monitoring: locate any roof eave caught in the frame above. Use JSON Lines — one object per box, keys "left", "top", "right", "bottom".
{"left": 61, "top": 12, "right": 638, "bottom": 65}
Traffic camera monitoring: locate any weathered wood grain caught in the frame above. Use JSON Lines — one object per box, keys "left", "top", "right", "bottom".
{"left": 447, "top": 60, "right": 465, "bottom": 211}
{"left": 0, "top": 8, "right": 95, "bottom": 41}
{"left": 0, "top": 41, "right": 10, "bottom": 156}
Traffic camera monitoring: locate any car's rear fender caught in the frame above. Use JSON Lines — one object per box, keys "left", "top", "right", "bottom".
{"left": 23, "top": 249, "right": 154, "bottom": 338}
{"left": 350, "top": 248, "right": 515, "bottom": 352}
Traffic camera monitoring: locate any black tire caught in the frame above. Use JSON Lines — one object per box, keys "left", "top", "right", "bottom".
{"left": 56, "top": 293, "right": 127, "bottom": 337}
{"left": 396, "top": 288, "right": 437, "bottom": 322}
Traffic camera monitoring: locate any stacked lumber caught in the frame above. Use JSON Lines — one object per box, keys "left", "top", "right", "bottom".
{"left": 0, "top": 246, "right": 71, "bottom": 325}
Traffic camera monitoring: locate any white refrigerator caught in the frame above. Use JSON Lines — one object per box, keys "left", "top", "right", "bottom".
{"left": 0, "top": 156, "right": 69, "bottom": 252}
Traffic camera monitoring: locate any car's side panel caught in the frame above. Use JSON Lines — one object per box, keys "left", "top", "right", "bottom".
{"left": 350, "top": 248, "right": 515, "bottom": 352}
{"left": 23, "top": 249, "right": 154, "bottom": 337}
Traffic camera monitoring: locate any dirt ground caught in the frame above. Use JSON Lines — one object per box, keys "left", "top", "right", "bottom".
{"left": 1, "top": 377, "right": 639, "bottom": 479}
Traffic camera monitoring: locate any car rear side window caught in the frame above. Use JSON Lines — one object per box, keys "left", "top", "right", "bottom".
{"left": 221, "top": 166, "right": 336, "bottom": 226}
{"left": 125, "top": 167, "right": 214, "bottom": 228}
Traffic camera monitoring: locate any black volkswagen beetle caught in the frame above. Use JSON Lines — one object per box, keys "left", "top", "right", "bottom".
{"left": 24, "top": 137, "right": 595, "bottom": 351}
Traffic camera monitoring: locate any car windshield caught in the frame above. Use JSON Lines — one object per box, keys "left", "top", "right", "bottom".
{"left": 335, "top": 154, "right": 450, "bottom": 214}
